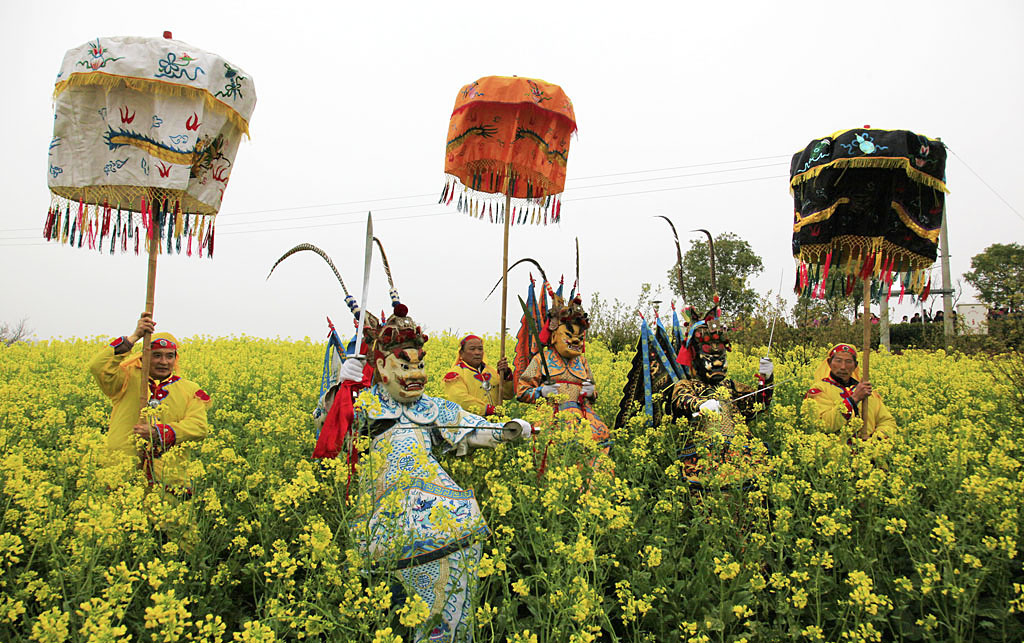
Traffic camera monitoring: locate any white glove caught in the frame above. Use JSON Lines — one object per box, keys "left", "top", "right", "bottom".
{"left": 504, "top": 418, "right": 534, "bottom": 440}
{"left": 580, "top": 381, "right": 596, "bottom": 398}
{"left": 699, "top": 399, "right": 722, "bottom": 414}
{"left": 759, "top": 358, "right": 774, "bottom": 378}
{"left": 538, "top": 383, "right": 559, "bottom": 398}
{"left": 339, "top": 358, "right": 365, "bottom": 383}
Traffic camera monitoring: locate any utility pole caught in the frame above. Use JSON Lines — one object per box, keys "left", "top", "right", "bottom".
{"left": 939, "top": 200, "right": 954, "bottom": 343}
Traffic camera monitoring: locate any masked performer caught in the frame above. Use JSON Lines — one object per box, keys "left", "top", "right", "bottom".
{"left": 270, "top": 242, "right": 532, "bottom": 643}
{"left": 345, "top": 305, "right": 532, "bottom": 642}
{"left": 443, "top": 334, "right": 515, "bottom": 416}
{"left": 516, "top": 288, "right": 611, "bottom": 452}
{"left": 669, "top": 305, "right": 774, "bottom": 434}
{"left": 88, "top": 312, "right": 210, "bottom": 490}
{"left": 804, "top": 343, "right": 896, "bottom": 439}
{"left": 616, "top": 227, "right": 773, "bottom": 434}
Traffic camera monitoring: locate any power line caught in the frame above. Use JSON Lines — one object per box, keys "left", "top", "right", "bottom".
{"left": 0, "top": 172, "right": 787, "bottom": 246}
{"left": 0, "top": 154, "right": 792, "bottom": 235}
{"left": 214, "top": 161, "right": 782, "bottom": 229}
{"left": 566, "top": 174, "right": 787, "bottom": 202}
{"left": 233, "top": 173, "right": 789, "bottom": 235}
{"left": 567, "top": 154, "right": 791, "bottom": 181}
{"left": 948, "top": 147, "right": 1024, "bottom": 223}
{"left": 1, "top": 162, "right": 786, "bottom": 238}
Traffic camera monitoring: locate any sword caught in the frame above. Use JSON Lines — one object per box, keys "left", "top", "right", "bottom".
{"left": 351, "top": 212, "right": 373, "bottom": 359}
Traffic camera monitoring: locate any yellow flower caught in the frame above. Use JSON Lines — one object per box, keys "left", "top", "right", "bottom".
{"left": 788, "top": 587, "right": 808, "bottom": 610}
{"left": 29, "top": 607, "right": 70, "bottom": 643}
{"left": 509, "top": 629, "right": 539, "bottom": 643}
{"left": 475, "top": 602, "right": 498, "bottom": 625}
{"left": 397, "top": 594, "right": 430, "bottom": 628}
{"left": 370, "top": 627, "right": 401, "bottom": 643}
{"left": 713, "top": 554, "right": 740, "bottom": 581}
{"left": 477, "top": 552, "right": 496, "bottom": 578}
{"left": 643, "top": 545, "right": 662, "bottom": 568}
{"left": 569, "top": 533, "right": 595, "bottom": 564}
{"left": 511, "top": 579, "right": 529, "bottom": 596}
{"left": 354, "top": 388, "right": 383, "bottom": 416}
{"left": 884, "top": 517, "right": 907, "bottom": 534}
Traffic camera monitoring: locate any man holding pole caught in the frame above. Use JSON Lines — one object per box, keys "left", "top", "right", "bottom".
{"left": 443, "top": 334, "right": 514, "bottom": 416}
{"left": 88, "top": 312, "right": 210, "bottom": 489}
{"left": 804, "top": 343, "right": 896, "bottom": 439}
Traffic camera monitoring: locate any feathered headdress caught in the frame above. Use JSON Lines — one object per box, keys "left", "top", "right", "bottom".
{"left": 267, "top": 243, "right": 381, "bottom": 345}
{"left": 371, "top": 237, "right": 428, "bottom": 366}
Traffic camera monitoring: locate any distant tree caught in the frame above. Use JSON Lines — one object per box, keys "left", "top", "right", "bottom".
{"left": 666, "top": 232, "right": 764, "bottom": 316}
{"left": 963, "top": 243, "right": 1024, "bottom": 313}
{"left": 1, "top": 318, "right": 33, "bottom": 346}
{"left": 588, "top": 283, "right": 662, "bottom": 353}
{"left": 791, "top": 294, "right": 858, "bottom": 327}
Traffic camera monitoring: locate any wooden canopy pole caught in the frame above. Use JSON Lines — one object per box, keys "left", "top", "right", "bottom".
{"left": 499, "top": 173, "right": 512, "bottom": 362}
{"left": 138, "top": 195, "right": 159, "bottom": 414}
{"left": 861, "top": 277, "right": 871, "bottom": 419}
{"left": 879, "top": 287, "right": 890, "bottom": 351}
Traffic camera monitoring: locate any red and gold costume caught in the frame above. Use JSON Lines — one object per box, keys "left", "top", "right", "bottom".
{"left": 514, "top": 288, "right": 611, "bottom": 451}
{"left": 517, "top": 349, "right": 610, "bottom": 447}
{"left": 88, "top": 333, "right": 210, "bottom": 488}
{"left": 804, "top": 344, "right": 896, "bottom": 439}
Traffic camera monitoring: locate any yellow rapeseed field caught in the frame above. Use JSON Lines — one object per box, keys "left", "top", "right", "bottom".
{"left": 0, "top": 334, "right": 1022, "bottom": 642}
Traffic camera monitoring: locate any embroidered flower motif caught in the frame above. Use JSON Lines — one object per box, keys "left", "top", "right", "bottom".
{"left": 194, "top": 389, "right": 210, "bottom": 401}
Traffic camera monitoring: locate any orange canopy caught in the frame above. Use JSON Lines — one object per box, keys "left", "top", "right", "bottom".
{"left": 444, "top": 76, "right": 576, "bottom": 202}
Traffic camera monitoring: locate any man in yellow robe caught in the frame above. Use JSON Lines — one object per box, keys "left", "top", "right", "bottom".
{"left": 442, "top": 334, "right": 514, "bottom": 416}
{"left": 804, "top": 343, "right": 896, "bottom": 439}
{"left": 88, "top": 312, "right": 210, "bottom": 489}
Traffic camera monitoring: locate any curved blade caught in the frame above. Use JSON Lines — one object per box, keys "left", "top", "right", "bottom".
{"left": 485, "top": 257, "right": 549, "bottom": 300}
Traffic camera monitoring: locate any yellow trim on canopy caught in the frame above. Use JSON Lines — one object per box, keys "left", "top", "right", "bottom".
{"left": 890, "top": 201, "right": 941, "bottom": 243}
{"left": 49, "top": 187, "right": 221, "bottom": 218}
{"left": 54, "top": 72, "right": 251, "bottom": 138}
{"left": 796, "top": 236, "right": 935, "bottom": 274}
{"left": 792, "top": 198, "right": 850, "bottom": 233}
{"left": 790, "top": 156, "right": 948, "bottom": 194}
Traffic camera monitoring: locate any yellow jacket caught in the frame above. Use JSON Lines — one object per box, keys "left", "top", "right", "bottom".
{"left": 442, "top": 360, "right": 514, "bottom": 416}
{"left": 88, "top": 343, "right": 210, "bottom": 487}
{"left": 805, "top": 376, "right": 896, "bottom": 439}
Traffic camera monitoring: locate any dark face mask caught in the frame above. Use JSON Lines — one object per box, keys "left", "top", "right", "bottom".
{"left": 695, "top": 347, "right": 728, "bottom": 384}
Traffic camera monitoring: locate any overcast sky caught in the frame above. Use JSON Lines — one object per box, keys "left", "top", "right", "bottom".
{"left": 2, "top": 1, "right": 1021, "bottom": 341}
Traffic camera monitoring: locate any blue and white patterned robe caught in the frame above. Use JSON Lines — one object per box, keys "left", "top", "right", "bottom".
{"left": 351, "top": 384, "right": 511, "bottom": 642}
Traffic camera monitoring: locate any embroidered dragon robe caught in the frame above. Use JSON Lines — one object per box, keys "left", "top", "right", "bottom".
{"left": 352, "top": 384, "right": 513, "bottom": 642}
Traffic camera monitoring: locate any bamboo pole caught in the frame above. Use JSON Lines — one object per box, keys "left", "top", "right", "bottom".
{"left": 139, "top": 196, "right": 159, "bottom": 414}
{"left": 861, "top": 277, "right": 871, "bottom": 419}
{"left": 879, "top": 286, "right": 890, "bottom": 351}
{"left": 499, "top": 179, "right": 512, "bottom": 362}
